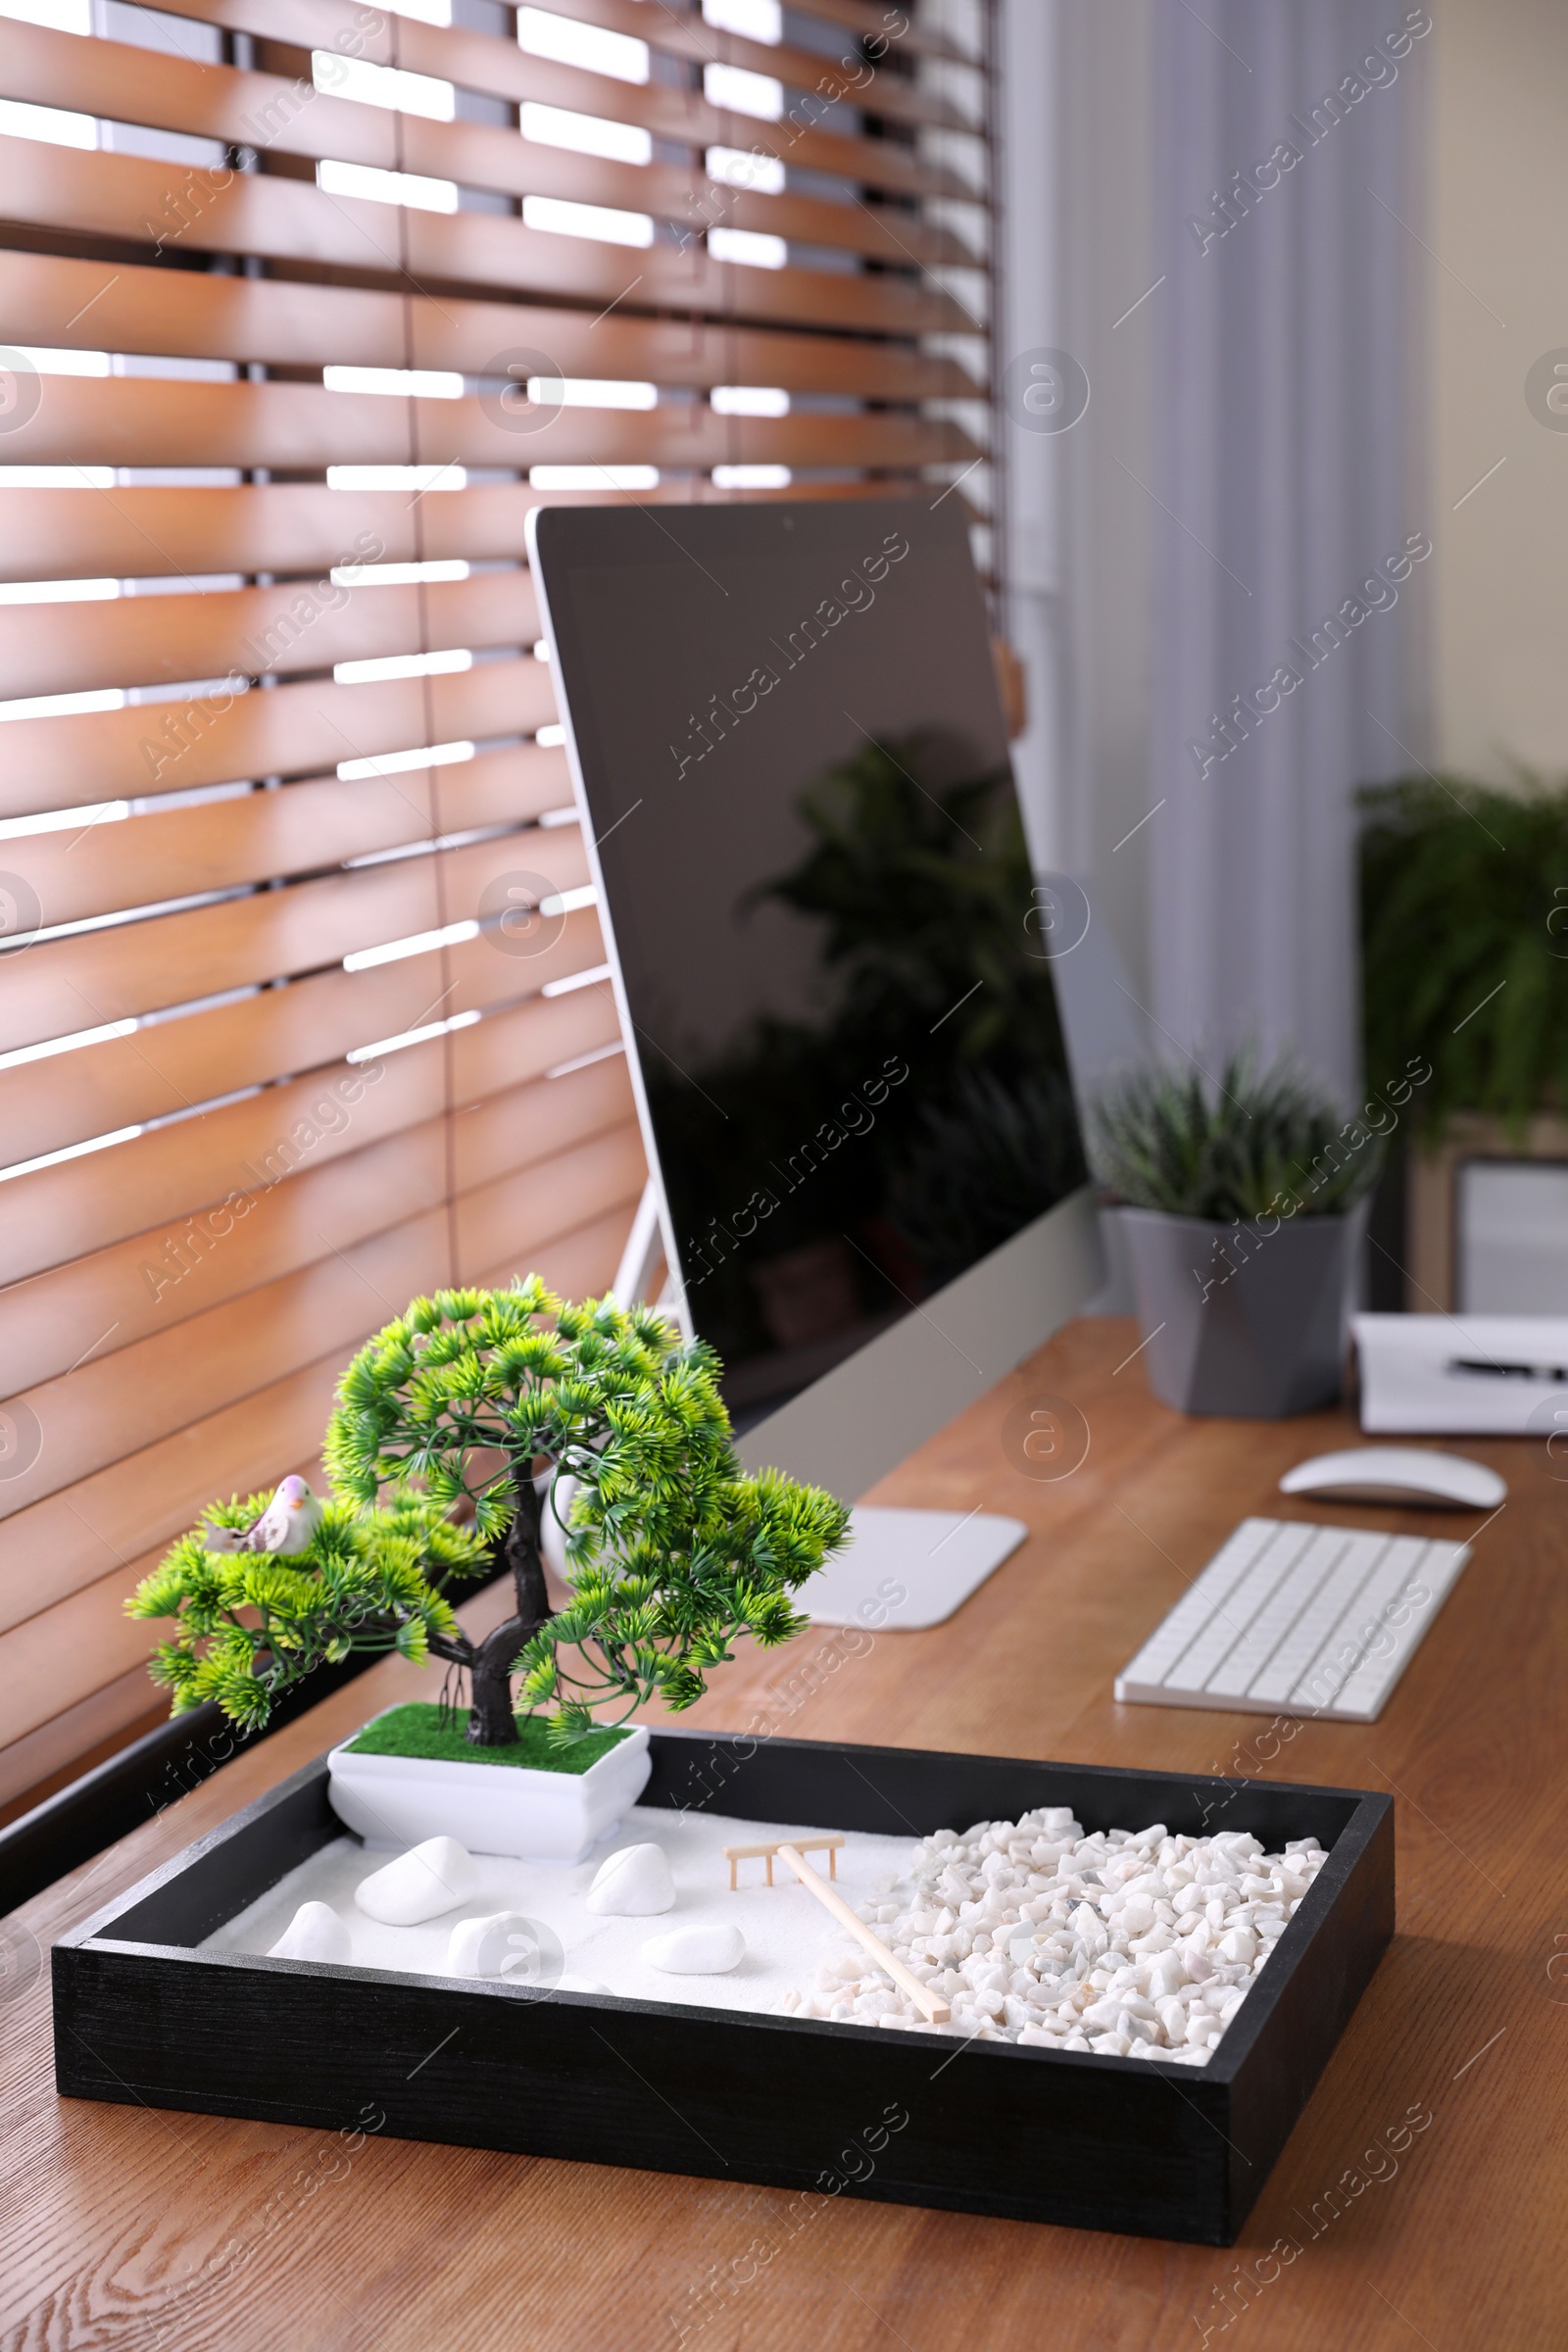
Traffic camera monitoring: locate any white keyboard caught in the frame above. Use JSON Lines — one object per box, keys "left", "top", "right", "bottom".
{"left": 1114, "top": 1518, "right": 1470, "bottom": 1724}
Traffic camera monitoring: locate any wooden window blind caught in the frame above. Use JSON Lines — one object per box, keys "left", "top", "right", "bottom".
{"left": 0, "top": 0, "right": 995, "bottom": 1806}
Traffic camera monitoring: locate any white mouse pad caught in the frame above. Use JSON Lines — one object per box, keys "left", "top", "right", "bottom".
{"left": 798, "top": 1504, "right": 1029, "bottom": 1631}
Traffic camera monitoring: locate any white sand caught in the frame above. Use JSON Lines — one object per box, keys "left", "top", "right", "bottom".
{"left": 206, "top": 1806, "right": 1323, "bottom": 2059}
{"left": 204, "top": 1805, "right": 919, "bottom": 2016}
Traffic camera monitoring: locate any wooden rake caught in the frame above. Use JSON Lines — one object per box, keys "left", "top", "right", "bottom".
{"left": 722, "top": 1836, "right": 952, "bottom": 2026}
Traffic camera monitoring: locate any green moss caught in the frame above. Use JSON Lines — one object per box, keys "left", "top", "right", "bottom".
{"left": 345, "top": 1702, "right": 632, "bottom": 1774}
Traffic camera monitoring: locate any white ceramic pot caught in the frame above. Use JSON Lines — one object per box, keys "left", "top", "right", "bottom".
{"left": 325, "top": 1717, "right": 653, "bottom": 1862}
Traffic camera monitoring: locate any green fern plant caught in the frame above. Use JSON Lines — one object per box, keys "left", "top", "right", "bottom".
{"left": 1359, "top": 771, "right": 1568, "bottom": 1136}
{"left": 1091, "top": 1054, "right": 1381, "bottom": 1222}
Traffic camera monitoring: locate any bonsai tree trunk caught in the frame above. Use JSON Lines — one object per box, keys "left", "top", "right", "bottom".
{"left": 430, "top": 1466, "right": 554, "bottom": 1746}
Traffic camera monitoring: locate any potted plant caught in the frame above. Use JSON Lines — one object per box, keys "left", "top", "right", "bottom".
{"left": 1360, "top": 771, "right": 1568, "bottom": 1305}
{"left": 128, "top": 1279, "right": 850, "bottom": 1859}
{"left": 1090, "top": 1054, "right": 1382, "bottom": 1417}
{"left": 1360, "top": 769, "right": 1568, "bottom": 1136}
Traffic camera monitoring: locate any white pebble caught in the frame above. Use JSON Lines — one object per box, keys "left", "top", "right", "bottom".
{"left": 269, "top": 1901, "right": 351, "bottom": 1964}
{"left": 355, "top": 1837, "right": 479, "bottom": 1925}
{"left": 1148, "top": 1952, "right": 1187, "bottom": 2001}
{"left": 585, "top": 1841, "right": 675, "bottom": 1916}
{"left": 447, "top": 1911, "right": 555, "bottom": 1982}
{"left": 779, "top": 1810, "right": 1328, "bottom": 2060}
{"left": 643, "top": 1922, "right": 746, "bottom": 1976}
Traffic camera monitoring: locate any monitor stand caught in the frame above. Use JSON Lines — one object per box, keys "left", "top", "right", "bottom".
{"left": 798, "top": 1505, "right": 1027, "bottom": 1632}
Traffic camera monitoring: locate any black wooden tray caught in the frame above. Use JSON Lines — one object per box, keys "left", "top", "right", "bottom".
{"left": 52, "top": 1730, "right": 1393, "bottom": 2244}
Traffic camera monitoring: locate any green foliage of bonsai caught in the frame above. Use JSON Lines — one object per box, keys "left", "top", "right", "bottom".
{"left": 331, "top": 1278, "right": 848, "bottom": 1744}
{"left": 1360, "top": 772, "right": 1568, "bottom": 1135}
{"left": 131, "top": 1281, "right": 850, "bottom": 1749}
{"left": 1091, "top": 1054, "right": 1382, "bottom": 1222}
{"left": 323, "top": 1281, "right": 849, "bottom": 1744}
{"left": 127, "top": 1493, "right": 488, "bottom": 1730}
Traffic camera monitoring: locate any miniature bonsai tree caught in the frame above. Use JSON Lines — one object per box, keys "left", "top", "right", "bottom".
{"left": 130, "top": 1280, "right": 850, "bottom": 1748}
{"left": 325, "top": 1280, "right": 850, "bottom": 1744}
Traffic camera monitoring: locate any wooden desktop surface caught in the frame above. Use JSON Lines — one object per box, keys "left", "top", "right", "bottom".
{"left": 1, "top": 1318, "right": 1558, "bottom": 2351}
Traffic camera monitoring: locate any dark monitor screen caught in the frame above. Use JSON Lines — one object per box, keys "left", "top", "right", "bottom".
{"left": 531, "top": 497, "right": 1086, "bottom": 1422}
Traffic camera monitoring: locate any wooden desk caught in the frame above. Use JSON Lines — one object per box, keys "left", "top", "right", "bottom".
{"left": 1, "top": 1319, "right": 1558, "bottom": 2350}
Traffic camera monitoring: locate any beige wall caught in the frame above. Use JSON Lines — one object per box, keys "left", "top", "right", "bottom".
{"left": 1429, "top": 0, "right": 1568, "bottom": 780}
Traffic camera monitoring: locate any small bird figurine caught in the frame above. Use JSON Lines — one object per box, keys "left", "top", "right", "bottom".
{"left": 202, "top": 1475, "right": 323, "bottom": 1557}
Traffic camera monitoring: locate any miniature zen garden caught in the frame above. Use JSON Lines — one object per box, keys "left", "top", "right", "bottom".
{"left": 129, "top": 1280, "right": 1328, "bottom": 2059}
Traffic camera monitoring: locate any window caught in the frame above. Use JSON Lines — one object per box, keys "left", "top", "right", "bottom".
{"left": 0, "top": 0, "right": 994, "bottom": 1805}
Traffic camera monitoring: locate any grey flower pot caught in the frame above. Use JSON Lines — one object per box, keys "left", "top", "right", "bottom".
{"left": 1115, "top": 1202, "right": 1367, "bottom": 1418}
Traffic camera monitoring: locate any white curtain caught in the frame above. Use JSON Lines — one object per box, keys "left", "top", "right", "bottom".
{"left": 1144, "top": 2, "right": 1430, "bottom": 1102}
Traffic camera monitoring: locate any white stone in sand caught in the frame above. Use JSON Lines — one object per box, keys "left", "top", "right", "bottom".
{"left": 355, "top": 1836, "right": 478, "bottom": 1925}
{"left": 447, "top": 1910, "right": 561, "bottom": 1981}
{"left": 585, "top": 1840, "right": 675, "bottom": 1916}
{"left": 269, "top": 1901, "right": 351, "bottom": 1964}
{"left": 643, "top": 1922, "right": 746, "bottom": 1976}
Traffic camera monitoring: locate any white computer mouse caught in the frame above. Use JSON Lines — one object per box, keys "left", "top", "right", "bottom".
{"left": 1279, "top": 1446, "right": 1506, "bottom": 1510}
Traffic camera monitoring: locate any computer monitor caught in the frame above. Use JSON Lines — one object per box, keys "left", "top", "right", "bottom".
{"left": 528, "top": 496, "right": 1102, "bottom": 1521}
